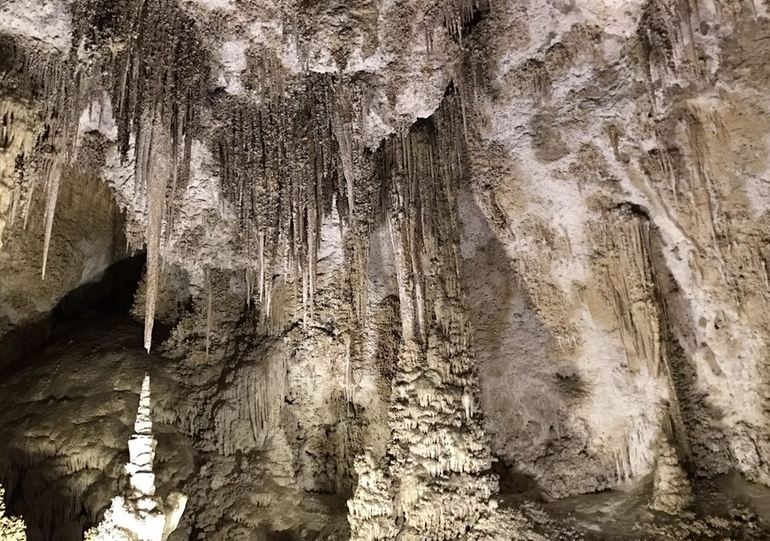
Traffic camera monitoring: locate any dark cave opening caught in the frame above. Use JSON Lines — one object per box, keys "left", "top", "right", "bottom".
{"left": 50, "top": 252, "right": 146, "bottom": 332}
{"left": 0, "top": 251, "right": 147, "bottom": 377}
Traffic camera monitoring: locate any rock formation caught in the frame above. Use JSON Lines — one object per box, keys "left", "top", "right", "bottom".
{"left": 347, "top": 453, "right": 398, "bottom": 540}
{"left": 650, "top": 434, "right": 692, "bottom": 515}
{"left": 0, "top": 0, "right": 769, "bottom": 539}
{"left": 0, "top": 484, "right": 27, "bottom": 541}
{"left": 346, "top": 102, "right": 500, "bottom": 539}
{"left": 85, "top": 375, "right": 186, "bottom": 541}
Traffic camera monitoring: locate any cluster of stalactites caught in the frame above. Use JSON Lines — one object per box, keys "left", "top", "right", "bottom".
{"left": 425, "top": 0, "right": 490, "bottom": 49}
{"left": 213, "top": 76, "right": 382, "bottom": 333}
{"left": 92, "top": 0, "right": 208, "bottom": 168}
{"left": 4, "top": 7, "right": 384, "bottom": 349}
{"left": 0, "top": 34, "right": 96, "bottom": 278}
{"left": 99, "top": 1, "right": 207, "bottom": 352}
{"left": 635, "top": 0, "right": 725, "bottom": 105}
{"left": 0, "top": 101, "right": 36, "bottom": 251}
{"left": 1, "top": 3, "right": 207, "bottom": 352}
{"left": 381, "top": 91, "right": 467, "bottom": 344}
{"left": 349, "top": 91, "right": 499, "bottom": 540}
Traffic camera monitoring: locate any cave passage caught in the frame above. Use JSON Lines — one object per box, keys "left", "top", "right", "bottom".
{"left": 0, "top": 252, "right": 147, "bottom": 378}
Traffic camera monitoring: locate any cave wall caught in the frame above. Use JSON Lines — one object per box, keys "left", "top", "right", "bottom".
{"left": 0, "top": 0, "right": 769, "bottom": 538}
{"left": 461, "top": 0, "right": 770, "bottom": 497}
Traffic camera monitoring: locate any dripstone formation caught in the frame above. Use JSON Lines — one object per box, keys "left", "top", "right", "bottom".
{"left": 85, "top": 375, "right": 187, "bottom": 541}
{"left": 0, "top": 0, "right": 769, "bottom": 539}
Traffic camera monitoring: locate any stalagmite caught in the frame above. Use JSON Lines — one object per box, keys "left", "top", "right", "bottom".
{"left": 85, "top": 375, "right": 187, "bottom": 541}
{"left": 127, "top": 375, "right": 156, "bottom": 496}
{"left": 650, "top": 434, "right": 692, "bottom": 514}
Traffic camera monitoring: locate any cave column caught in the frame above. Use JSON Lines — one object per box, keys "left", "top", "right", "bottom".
{"left": 350, "top": 101, "right": 499, "bottom": 540}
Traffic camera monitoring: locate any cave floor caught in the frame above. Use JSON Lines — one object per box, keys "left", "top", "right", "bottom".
{"left": 503, "top": 473, "right": 770, "bottom": 540}
{"left": 2, "top": 316, "right": 770, "bottom": 540}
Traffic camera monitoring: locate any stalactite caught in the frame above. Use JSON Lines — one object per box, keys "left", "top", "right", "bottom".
{"left": 351, "top": 89, "right": 498, "bottom": 540}
{"left": 143, "top": 118, "right": 168, "bottom": 353}
{"left": 40, "top": 158, "right": 61, "bottom": 279}
{"left": 679, "top": 108, "right": 731, "bottom": 283}
{"left": 258, "top": 232, "right": 265, "bottom": 305}
{"left": 329, "top": 82, "right": 379, "bottom": 335}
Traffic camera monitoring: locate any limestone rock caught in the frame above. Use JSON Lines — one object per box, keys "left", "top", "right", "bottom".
{"left": 0, "top": 0, "right": 769, "bottom": 539}
{"left": 650, "top": 436, "right": 692, "bottom": 514}
{"left": 86, "top": 375, "right": 187, "bottom": 541}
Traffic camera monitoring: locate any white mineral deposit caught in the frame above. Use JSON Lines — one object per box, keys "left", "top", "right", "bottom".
{"left": 0, "top": 0, "right": 769, "bottom": 539}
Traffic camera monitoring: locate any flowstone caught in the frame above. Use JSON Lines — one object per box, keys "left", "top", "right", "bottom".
{"left": 347, "top": 453, "right": 399, "bottom": 541}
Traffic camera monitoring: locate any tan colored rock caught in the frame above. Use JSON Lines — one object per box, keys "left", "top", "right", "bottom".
{"left": 650, "top": 435, "right": 692, "bottom": 514}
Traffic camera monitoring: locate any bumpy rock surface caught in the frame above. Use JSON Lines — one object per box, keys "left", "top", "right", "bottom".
{"left": 0, "top": 0, "right": 769, "bottom": 539}
{"left": 0, "top": 484, "right": 27, "bottom": 540}
{"left": 651, "top": 435, "right": 692, "bottom": 514}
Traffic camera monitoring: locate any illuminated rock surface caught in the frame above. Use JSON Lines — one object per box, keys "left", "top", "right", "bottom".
{"left": 0, "top": 484, "right": 27, "bottom": 540}
{"left": 85, "top": 374, "right": 187, "bottom": 541}
{"left": 0, "top": 0, "right": 769, "bottom": 539}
